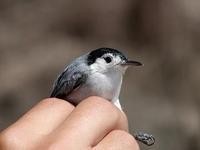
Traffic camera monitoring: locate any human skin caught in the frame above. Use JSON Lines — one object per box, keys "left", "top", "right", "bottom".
{"left": 0, "top": 96, "right": 139, "bottom": 150}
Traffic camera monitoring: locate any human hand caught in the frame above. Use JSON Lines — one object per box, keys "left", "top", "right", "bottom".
{"left": 0, "top": 96, "right": 139, "bottom": 150}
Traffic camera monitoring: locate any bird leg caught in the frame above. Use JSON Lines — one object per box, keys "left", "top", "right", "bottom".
{"left": 112, "top": 100, "right": 155, "bottom": 146}
{"left": 134, "top": 132, "right": 155, "bottom": 146}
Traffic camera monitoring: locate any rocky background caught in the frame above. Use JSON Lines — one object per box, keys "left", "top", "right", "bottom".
{"left": 0, "top": 0, "right": 200, "bottom": 150}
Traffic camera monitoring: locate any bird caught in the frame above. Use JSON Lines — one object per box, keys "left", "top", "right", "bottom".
{"left": 50, "top": 47, "right": 155, "bottom": 146}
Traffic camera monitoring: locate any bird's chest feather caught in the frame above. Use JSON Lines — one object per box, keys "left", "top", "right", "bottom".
{"left": 86, "top": 70, "right": 122, "bottom": 99}
{"left": 67, "top": 71, "right": 122, "bottom": 104}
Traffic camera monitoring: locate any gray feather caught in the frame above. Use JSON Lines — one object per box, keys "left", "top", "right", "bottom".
{"left": 50, "top": 55, "right": 88, "bottom": 103}
{"left": 50, "top": 71, "right": 87, "bottom": 98}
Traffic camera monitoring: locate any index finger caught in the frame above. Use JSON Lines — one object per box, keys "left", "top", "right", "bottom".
{"left": 0, "top": 98, "right": 75, "bottom": 146}
{"left": 48, "top": 96, "right": 128, "bottom": 149}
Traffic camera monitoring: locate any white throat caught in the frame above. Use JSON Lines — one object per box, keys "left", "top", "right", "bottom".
{"left": 88, "top": 68, "right": 124, "bottom": 110}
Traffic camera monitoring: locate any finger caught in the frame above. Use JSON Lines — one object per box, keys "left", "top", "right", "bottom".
{"left": 47, "top": 96, "right": 128, "bottom": 149}
{"left": 2, "top": 98, "right": 74, "bottom": 144}
{"left": 93, "top": 130, "right": 140, "bottom": 150}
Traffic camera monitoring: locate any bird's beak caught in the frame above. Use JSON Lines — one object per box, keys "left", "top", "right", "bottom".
{"left": 121, "top": 60, "right": 143, "bottom": 66}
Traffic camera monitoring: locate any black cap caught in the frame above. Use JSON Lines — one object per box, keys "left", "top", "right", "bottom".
{"left": 87, "top": 47, "right": 127, "bottom": 65}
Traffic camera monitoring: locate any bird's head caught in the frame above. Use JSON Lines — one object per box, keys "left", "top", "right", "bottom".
{"left": 87, "top": 48, "right": 142, "bottom": 74}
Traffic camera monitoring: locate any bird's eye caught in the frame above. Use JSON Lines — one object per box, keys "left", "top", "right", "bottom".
{"left": 104, "top": 56, "right": 112, "bottom": 63}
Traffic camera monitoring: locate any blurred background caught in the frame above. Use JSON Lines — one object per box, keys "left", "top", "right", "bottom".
{"left": 0, "top": 0, "right": 200, "bottom": 149}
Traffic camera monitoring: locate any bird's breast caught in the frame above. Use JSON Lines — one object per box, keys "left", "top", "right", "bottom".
{"left": 67, "top": 71, "right": 123, "bottom": 104}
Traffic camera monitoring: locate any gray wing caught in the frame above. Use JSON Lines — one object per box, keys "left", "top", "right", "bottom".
{"left": 50, "top": 70, "right": 87, "bottom": 100}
